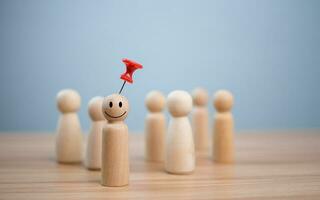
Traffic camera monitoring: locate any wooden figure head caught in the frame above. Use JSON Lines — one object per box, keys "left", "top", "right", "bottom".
{"left": 213, "top": 90, "right": 233, "bottom": 112}
{"left": 102, "top": 94, "right": 129, "bottom": 122}
{"left": 167, "top": 90, "right": 192, "bottom": 117}
{"left": 145, "top": 90, "right": 166, "bottom": 112}
{"left": 192, "top": 88, "right": 208, "bottom": 107}
{"left": 57, "top": 89, "right": 81, "bottom": 113}
{"left": 88, "top": 96, "right": 104, "bottom": 121}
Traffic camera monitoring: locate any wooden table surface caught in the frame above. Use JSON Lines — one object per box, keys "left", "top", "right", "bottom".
{"left": 0, "top": 130, "right": 320, "bottom": 200}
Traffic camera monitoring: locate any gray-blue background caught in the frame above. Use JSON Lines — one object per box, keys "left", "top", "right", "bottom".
{"left": 1, "top": 0, "right": 319, "bottom": 132}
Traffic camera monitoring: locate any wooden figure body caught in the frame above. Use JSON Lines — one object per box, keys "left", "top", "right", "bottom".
{"left": 102, "top": 122, "right": 128, "bottom": 187}
{"left": 56, "top": 89, "right": 83, "bottom": 163}
{"left": 191, "top": 88, "right": 209, "bottom": 151}
{"left": 213, "top": 90, "right": 234, "bottom": 163}
{"left": 85, "top": 97, "right": 105, "bottom": 170}
{"left": 101, "top": 94, "right": 130, "bottom": 187}
{"left": 145, "top": 91, "right": 166, "bottom": 162}
{"left": 165, "top": 90, "right": 195, "bottom": 174}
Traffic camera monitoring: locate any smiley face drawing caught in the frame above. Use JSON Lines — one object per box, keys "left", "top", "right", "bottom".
{"left": 102, "top": 94, "right": 129, "bottom": 122}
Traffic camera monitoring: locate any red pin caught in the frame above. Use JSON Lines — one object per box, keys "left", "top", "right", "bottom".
{"left": 118, "top": 58, "right": 143, "bottom": 94}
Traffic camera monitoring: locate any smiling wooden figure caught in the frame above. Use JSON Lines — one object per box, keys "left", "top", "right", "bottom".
{"left": 101, "top": 94, "right": 129, "bottom": 187}
{"left": 100, "top": 59, "right": 142, "bottom": 187}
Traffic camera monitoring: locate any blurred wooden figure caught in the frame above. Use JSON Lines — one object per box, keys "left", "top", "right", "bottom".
{"left": 165, "top": 90, "right": 195, "bottom": 174}
{"left": 145, "top": 91, "right": 166, "bottom": 162}
{"left": 101, "top": 94, "right": 129, "bottom": 187}
{"left": 213, "top": 90, "right": 234, "bottom": 163}
{"left": 191, "top": 88, "right": 209, "bottom": 151}
{"left": 56, "top": 89, "right": 83, "bottom": 163}
{"left": 85, "top": 96, "right": 105, "bottom": 170}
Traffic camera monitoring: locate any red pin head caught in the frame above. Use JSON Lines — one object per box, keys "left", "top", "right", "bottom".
{"left": 120, "top": 59, "right": 143, "bottom": 83}
{"left": 118, "top": 58, "right": 143, "bottom": 94}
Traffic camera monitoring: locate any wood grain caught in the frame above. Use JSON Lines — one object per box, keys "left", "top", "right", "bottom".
{"left": 0, "top": 130, "right": 320, "bottom": 199}
{"left": 101, "top": 122, "right": 129, "bottom": 187}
